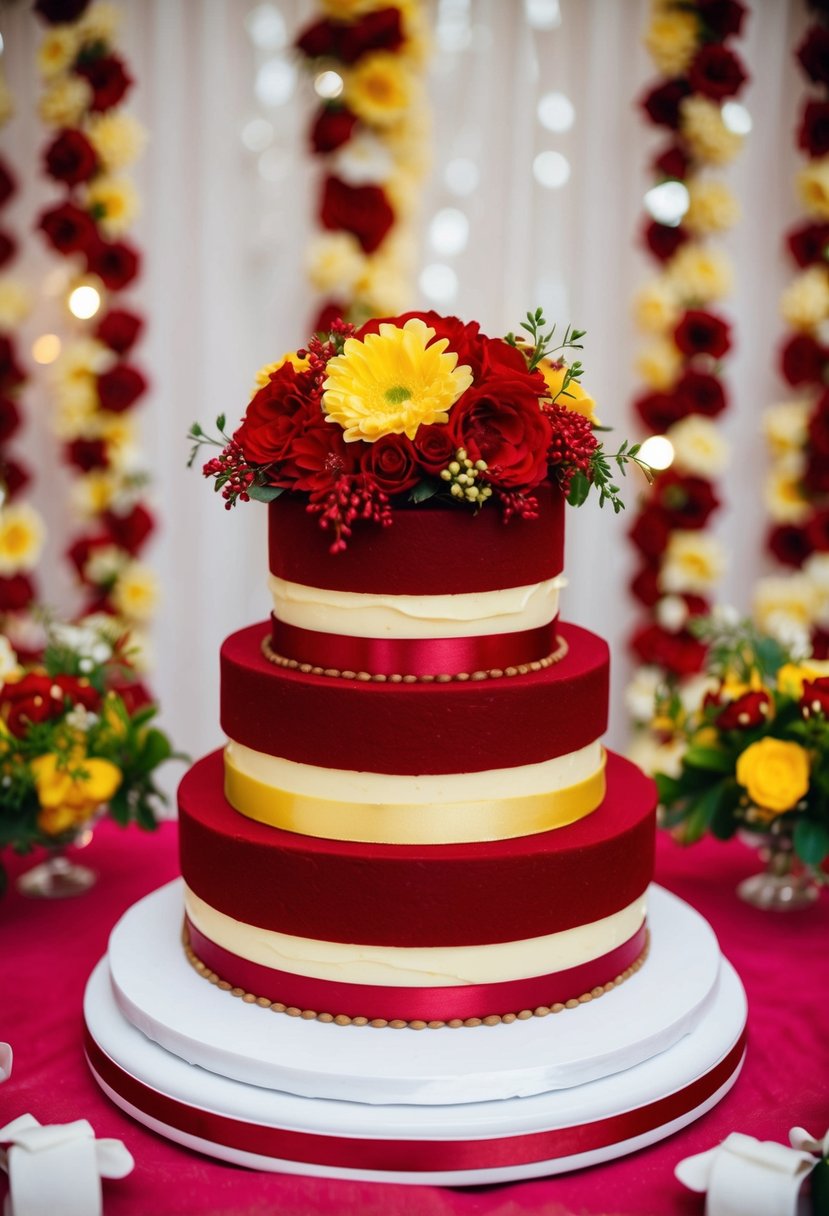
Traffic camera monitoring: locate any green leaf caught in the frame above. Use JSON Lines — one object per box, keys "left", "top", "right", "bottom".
{"left": 409, "top": 478, "right": 441, "bottom": 504}
{"left": 566, "top": 470, "right": 590, "bottom": 507}
{"left": 682, "top": 782, "right": 727, "bottom": 844}
{"left": 793, "top": 818, "right": 829, "bottom": 866}
{"left": 655, "top": 772, "right": 683, "bottom": 803}
{"left": 683, "top": 746, "right": 733, "bottom": 773}
{"left": 138, "top": 728, "right": 172, "bottom": 774}
{"left": 248, "top": 484, "right": 284, "bottom": 504}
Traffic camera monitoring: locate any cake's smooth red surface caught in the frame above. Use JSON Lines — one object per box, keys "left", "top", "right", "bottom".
{"left": 178, "top": 749, "right": 656, "bottom": 948}
{"left": 267, "top": 482, "right": 565, "bottom": 594}
{"left": 220, "top": 621, "right": 609, "bottom": 775}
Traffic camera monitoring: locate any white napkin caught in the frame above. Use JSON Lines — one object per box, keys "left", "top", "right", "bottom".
{"left": 0, "top": 1115, "right": 133, "bottom": 1216}
{"left": 676, "top": 1127, "right": 828, "bottom": 1216}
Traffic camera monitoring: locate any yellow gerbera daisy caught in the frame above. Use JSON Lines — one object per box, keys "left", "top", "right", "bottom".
{"left": 0, "top": 505, "right": 46, "bottom": 576}
{"left": 322, "top": 318, "right": 473, "bottom": 442}
{"left": 345, "top": 53, "right": 411, "bottom": 127}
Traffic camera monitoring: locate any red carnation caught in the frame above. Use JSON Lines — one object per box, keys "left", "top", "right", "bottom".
{"left": 96, "top": 309, "right": 143, "bottom": 355}
{"left": 652, "top": 145, "right": 690, "bottom": 180}
{"left": 799, "top": 100, "right": 829, "bottom": 158}
{"left": 33, "top": 0, "right": 90, "bottom": 23}
{"left": 0, "top": 159, "right": 16, "bottom": 207}
{"left": 787, "top": 221, "right": 829, "bottom": 268}
{"left": 44, "top": 129, "right": 98, "bottom": 185}
{"left": 413, "top": 423, "right": 457, "bottom": 475}
{"left": 768, "top": 523, "right": 814, "bottom": 568}
{"left": 643, "top": 219, "right": 688, "bottom": 262}
{"left": 652, "top": 471, "right": 719, "bottom": 529}
{"left": 641, "top": 80, "right": 691, "bottom": 130}
{"left": 0, "top": 396, "right": 20, "bottom": 442}
{"left": 296, "top": 18, "right": 337, "bottom": 58}
{"left": 630, "top": 563, "right": 662, "bottom": 607}
{"left": 630, "top": 622, "right": 707, "bottom": 677}
{"left": 0, "top": 231, "right": 16, "bottom": 268}
{"left": 0, "top": 574, "right": 35, "bottom": 612}
{"left": 448, "top": 377, "right": 551, "bottom": 490}
{"left": 798, "top": 25, "right": 829, "bottom": 85}
{"left": 360, "top": 434, "right": 419, "bottom": 495}
{"left": 66, "top": 437, "right": 109, "bottom": 471}
{"left": 310, "top": 106, "right": 358, "bottom": 154}
{"left": 39, "top": 201, "right": 98, "bottom": 255}
{"left": 0, "top": 341, "right": 24, "bottom": 396}
{"left": 674, "top": 310, "right": 731, "bottom": 359}
{"left": 675, "top": 369, "right": 727, "bottom": 417}
{"left": 320, "top": 176, "right": 394, "bottom": 253}
{"left": 103, "top": 503, "right": 155, "bottom": 554}
{"left": 97, "top": 364, "right": 147, "bottom": 413}
{"left": 234, "top": 363, "right": 315, "bottom": 467}
{"left": 717, "top": 690, "right": 771, "bottom": 730}
{"left": 697, "top": 0, "right": 746, "bottom": 38}
{"left": 781, "top": 333, "right": 826, "bottom": 386}
{"left": 688, "top": 44, "right": 748, "bottom": 101}
{"left": 634, "top": 390, "right": 684, "bottom": 432}
{"left": 86, "top": 239, "right": 140, "bottom": 290}
{"left": 802, "top": 677, "right": 829, "bottom": 717}
{"left": 339, "top": 8, "right": 404, "bottom": 62}
{"left": 76, "top": 54, "right": 132, "bottom": 112}
{"left": 630, "top": 508, "right": 672, "bottom": 558}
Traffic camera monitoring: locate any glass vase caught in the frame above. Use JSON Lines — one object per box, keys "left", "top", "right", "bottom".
{"left": 738, "top": 831, "right": 821, "bottom": 911}
{"left": 17, "top": 825, "right": 96, "bottom": 899}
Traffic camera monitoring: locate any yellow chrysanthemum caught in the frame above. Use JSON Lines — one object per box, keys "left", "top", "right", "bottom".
{"left": 643, "top": 10, "right": 699, "bottom": 76}
{"left": 355, "top": 256, "right": 411, "bottom": 316}
{"left": 322, "top": 318, "right": 473, "bottom": 442}
{"left": 307, "top": 232, "right": 366, "bottom": 296}
{"left": 754, "top": 574, "right": 817, "bottom": 633}
{"left": 32, "top": 751, "right": 122, "bottom": 835}
{"left": 780, "top": 266, "right": 829, "bottom": 332}
{"left": 660, "top": 531, "right": 725, "bottom": 594}
{"left": 93, "top": 414, "right": 137, "bottom": 468}
{"left": 0, "top": 505, "right": 46, "bottom": 576}
{"left": 538, "top": 361, "right": 599, "bottom": 424}
{"left": 54, "top": 392, "right": 98, "bottom": 441}
{"left": 667, "top": 243, "right": 733, "bottom": 305}
{"left": 72, "top": 470, "right": 117, "bottom": 518}
{"left": 38, "top": 74, "right": 92, "bottom": 127}
{"left": 77, "top": 1, "right": 121, "bottom": 43}
{"left": 37, "top": 26, "right": 81, "bottom": 78}
{"left": 320, "top": 0, "right": 379, "bottom": 16}
{"left": 251, "top": 351, "right": 312, "bottom": 397}
{"left": 635, "top": 339, "right": 682, "bottom": 391}
{"left": 765, "top": 461, "right": 809, "bottom": 524}
{"left": 0, "top": 278, "right": 32, "bottom": 331}
{"left": 345, "top": 53, "right": 411, "bottom": 127}
{"left": 683, "top": 179, "right": 741, "bottom": 235}
{"left": 680, "top": 96, "right": 744, "bottom": 166}
{"left": 763, "top": 401, "right": 811, "bottom": 458}
{"left": 85, "top": 111, "right": 146, "bottom": 173}
{"left": 112, "top": 563, "right": 160, "bottom": 623}
{"left": 797, "top": 157, "right": 829, "bottom": 221}
{"left": 667, "top": 414, "right": 729, "bottom": 478}
{"left": 84, "top": 176, "right": 139, "bottom": 237}
{"left": 632, "top": 279, "right": 681, "bottom": 334}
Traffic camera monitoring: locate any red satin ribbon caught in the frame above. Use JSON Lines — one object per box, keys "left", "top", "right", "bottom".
{"left": 85, "top": 1026, "right": 747, "bottom": 1171}
{"left": 185, "top": 918, "right": 647, "bottom": 1022}
{"left": 270, "top": 614, "right": 559, "bottom": 677}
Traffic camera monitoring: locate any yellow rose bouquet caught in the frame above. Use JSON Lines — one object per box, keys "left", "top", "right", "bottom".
{"left": 653, "top": 615, "right": 829, "bottom": 872}
{"left": 0, "top": 620, "right": 178, "bottom": 895}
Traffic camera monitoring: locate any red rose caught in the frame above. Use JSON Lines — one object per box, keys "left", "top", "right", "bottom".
{"left": 97, "top": 364, "right": 147, "bottom": 413}
{"left": 360, "top": 433, "right": 419, "bottom": 495}
{"left": 339, "top": 8, "right": 404, "bottom": 62}
{"left": 39, "top": 201, "right": 98, "bottom": 255}
{"left": 634, "top": 390, "right": 684, "bottom": 432}
{"left": 413, "top": 423, "right": 456, "bottom": 475}
{"left": 629, "top": 507, "right": 672, "bottom": 558}
{"left": 675, "top": 369, "right": 727, "bottom": 417}
{"left": 86, "top": 239, "right": 140, "bottom": 289}
{"left": 44, "top": 128, "right": 98, "bottom": 185}
{"left": 630, "top": 623, "right": 707, "bottom": 677}
{"left": 0, "top": 458, "right": 30, "bottom": 500}
{"left": 798, "top": 25, "right": 829, "bottom": 84}
{"left": 0, "top": 574, "right": 35, "bottom": 612}
{"left": 808, "top": 509, "right": 829, "bottom": 551}
{"left": 320, "top": 176, "right": 394, "bottom": 253}
{"left": 674, "top": 310, "right": 731, "bottom": 358}
{"left": 311, "top": 300, "right": 347, "bottom": 334}
{"left": 787, "top": 221, "right": 829, "bottom": 268}
{"left": 282, "top": 411, "right": 358, "bottom": 493}
{"left": 1, "top": 674, "right": 65, "bottom": 736}
{"left": 0, "top": 158, "right": 16, "bottom": 207}
{"left": 805, "top": 455, "right": 829, "bottom": 496}
{"left": 630, "top": 563, "right": 662, "bottom": 607}
{"left": 0, "top": 231, "right": 16, "bottom": 268}
{"left": 768, "top": 523, "right": 813, "bottom": 568}
{"left": 110, "top": 679, "right": 152, "bottom": 715}
{"left": 234, "top": 364, "right": 315, "bottom": 467}
{"left": 802, "top": 677, "right": 829, "bottom": 717}
{"left": 76, "top": 54, "right": 132, "bottom": 112}
{"left": 448, "top": 377, "right": 551, "bottom": 489}
{"left": 808, "top": 393, "right": 829, "bottom": 455}
{"left": 96, "top": 309, "right": 143, "bottom": 354}
{"left": 799, "top": 100, "right": 829, "bottom": 158}
{"left": 296, "top": 18, "right": 337, "bottom": 58}
{"left": 103, "top": 503, "right": 155, "bottom": 553}
{"left": 717, "top": 690, "right": 771, "bottom": 730}
{"left": 33, "top": 0, "right": 90, "bottom": 23}
{"left": 781, "top": 333, "right": 826, "bottom": 386}
{"left": 652, "top": 471, "right": 719, "bottom": 529}
{"left": 0, "top": 395, "right": 20, "bottom": 441}
{"left": 697, "top": 0, "right": 746, "bottom": 37}
{"left": 640, "top": 80, "right": 691, "bottom": 130}
{"left": 0, "top": 341, "right": 24, "bottom": 395}
{"left": 310, "top": 106, "right": 358, "bottom": 154}
{"left": 67, "top": 533, "right": 113, "bottom": 580}
{"left": 643, "top": 219, "right": 688, "bottom": 262}
{"left": 652, "top": 145, "right": 690, "bottom": 180}
{"left": 55, "top": 675, "right": 101, "bottom": 711}
{"left": 813, "top": 627, "right": 829, "bottom": 660}
{"left": 688, "top": 44, "right": 748, "bottom": 100}
{"left": 65, "top": 437, "right": 109, "bottom": 471}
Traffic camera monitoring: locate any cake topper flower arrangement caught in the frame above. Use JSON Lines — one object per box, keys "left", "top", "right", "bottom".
{"left": 189, "top": 310, "right": 651, "bottom": 551}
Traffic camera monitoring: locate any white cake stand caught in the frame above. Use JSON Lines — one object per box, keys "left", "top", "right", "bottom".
{"left": 84, "top": 881, "right": 747, "bottom": 1185}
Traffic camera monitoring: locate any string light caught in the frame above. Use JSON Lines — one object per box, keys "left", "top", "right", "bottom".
{"left": 638, "top": 435, "right": 675, "bottom": 471}
{"left": 644, "top": 180, "right": 689, "bottom": 227}
{"left": 67, "top": 284, "right": 101, "bottom": 320}
{"left": 722, "top": 102, "right": 752, "bottom": 135}
{"left": 314, "top": 70, "right": 344, "bottom": 100}
{"left": 31, "top": 334, "right": 61, "bottom": 364}
{"left": 537, "top": 91, "right": 575, "bottom": 133}
{"left": 533, "top": 150, "right": 570, "bottom": 189}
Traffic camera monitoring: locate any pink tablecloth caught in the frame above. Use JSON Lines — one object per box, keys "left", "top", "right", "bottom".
{"left": 1, "top": 822, "right": 827, "bottom": 1216}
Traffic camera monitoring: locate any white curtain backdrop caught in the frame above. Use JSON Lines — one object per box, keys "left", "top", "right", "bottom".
{"left": 0, "top": 0, "right": 810, "bottom": 780}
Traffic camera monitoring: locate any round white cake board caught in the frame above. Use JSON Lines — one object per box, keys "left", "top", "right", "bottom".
{"left": 105, "top": 879, "right": 722, "bottom": 1106}
{"left": 85, "top": 953, "right": 747, "bottom": 1185}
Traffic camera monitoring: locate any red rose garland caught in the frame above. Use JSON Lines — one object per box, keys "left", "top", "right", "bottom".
{"left": 34, "top": 0, "right": 156, "bottom": 670}
{"left": 756, "top": 3, "right": 829, "bottom": 659}
{"left": 295, "top": 1, "right": 430, "bottom": 329}
{"left": 627, "top": 0, "right": 749, "bottom": 756}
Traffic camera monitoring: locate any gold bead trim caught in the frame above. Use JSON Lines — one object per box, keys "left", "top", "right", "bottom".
{"left": 182, "top": 922, "right": 649, "bottom": 1030}
{"left": 261, "top": 634, "right": 569, "bottom": 684}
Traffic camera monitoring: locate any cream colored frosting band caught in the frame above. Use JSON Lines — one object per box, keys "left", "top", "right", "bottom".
{"left": 183, "top": 885, "right": 647, "bottom": 988}
{"left": 267, "top": 574, "right": 567, "bottom": 640}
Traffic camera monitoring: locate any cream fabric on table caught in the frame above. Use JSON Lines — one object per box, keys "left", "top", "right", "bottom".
{"left": 0, "top": 0, "right": 809, "bottom": 771}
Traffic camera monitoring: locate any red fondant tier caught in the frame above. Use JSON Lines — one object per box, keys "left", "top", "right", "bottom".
{"left": 221, "top": 621, "right": 608, "bottom": 775}
{"left": 178, "top": 749, "right": 656, "bottom": 948}
{"left": 268, "top": 482, "right": 564, "bottom": 594}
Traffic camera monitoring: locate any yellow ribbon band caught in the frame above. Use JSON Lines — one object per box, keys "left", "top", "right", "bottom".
{"left": 224, "top": 751, "right": 607, "bottom": 845}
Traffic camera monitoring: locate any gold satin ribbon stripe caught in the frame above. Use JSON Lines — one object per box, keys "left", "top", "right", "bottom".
{"left": 224, "top": 751, "right": 607, "bottom": 845}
